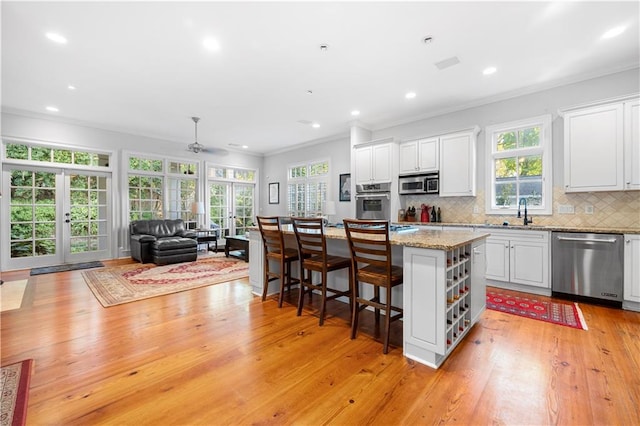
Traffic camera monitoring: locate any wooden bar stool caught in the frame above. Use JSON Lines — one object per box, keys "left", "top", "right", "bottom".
{"left": 343, "top": 219, "right": 403, "bottom": 354}
{"left": 291, "top": 217, "right": 352, "bottom": 326}
{"left": 257, "top": 216, "right": 300, "bottom": 308}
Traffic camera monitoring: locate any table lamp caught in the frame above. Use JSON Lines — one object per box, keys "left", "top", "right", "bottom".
{"left": 191, "top": 201, "right": 205, "bottom": 229}
{"left": 323, "top": 200, "right": 336, "bottom": 225}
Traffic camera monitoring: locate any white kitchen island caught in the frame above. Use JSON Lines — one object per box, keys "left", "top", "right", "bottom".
{"left": 248, "top": 226, "right": 489, "bottom": 369}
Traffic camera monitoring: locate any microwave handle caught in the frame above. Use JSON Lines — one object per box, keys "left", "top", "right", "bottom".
{"left": 355, "top": 193, "right": 390, "bottom": 199}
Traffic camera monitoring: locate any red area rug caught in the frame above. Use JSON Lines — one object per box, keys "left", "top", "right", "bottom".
{"left": 82, "top": 255, "right": 249, "bottom": 307}
{"left": 486, "top": 292, "right": 588, "bottom": 330}
{"left": 0, "top": 359, "right": 33, "bottom": 426}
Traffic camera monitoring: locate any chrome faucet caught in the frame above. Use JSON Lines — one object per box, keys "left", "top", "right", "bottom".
{"left": 517, "top": 197, "right": 533, "bottom": 225}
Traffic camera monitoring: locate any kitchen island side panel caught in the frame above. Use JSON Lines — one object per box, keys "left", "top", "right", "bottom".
{"left": 403, "top": 248, "right": 446, "bottom": 355}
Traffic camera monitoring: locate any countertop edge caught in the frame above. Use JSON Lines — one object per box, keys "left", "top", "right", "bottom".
{"left": 396, "top": 221, "right": 640, "bottom": 235}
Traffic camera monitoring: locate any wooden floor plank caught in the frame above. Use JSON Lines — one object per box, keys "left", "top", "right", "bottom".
{"left": 1, "top": 260, "right": 639, "bottom": 425}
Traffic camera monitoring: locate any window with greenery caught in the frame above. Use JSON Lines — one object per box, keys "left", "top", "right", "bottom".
{"left": 207, "top": 166, "right": 256, "bottom": 237}
{"left": 9, "top": 170, "right": 57, "bottom": 258}
{"left": 485, "top": 115, "right": 552, "bottom": 214}
{"left": 127, "top": 155, "right": 201, "bottom": 223}
{"left": 166, "top": 177, "right": 196, "bottom": 224}
{"left": 287, "top": 160, "right": 329, "bottom": 217}
{"left": 128, "top": 175, "right": 163, "bottom": 220}
{"left": 4, "top": 142, "right": 110, "bottom": 167}
{"left": 128, "top": 155, "right": 165, "bottom": 220}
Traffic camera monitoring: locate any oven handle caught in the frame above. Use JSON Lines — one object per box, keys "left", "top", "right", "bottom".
{"left": 355, "top": 193, "right": 390, "bottom": 199}
{"left": 556, "top": 236, "right": 617, "bottom": 243}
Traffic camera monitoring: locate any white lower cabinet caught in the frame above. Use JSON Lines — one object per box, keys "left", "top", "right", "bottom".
{"left": 623, "top": 234, "right": 640, "bottom": 311}
{"left": 403, "top": 240, "right": 486, "bottom": 369}
{"left": 484, "top": 229, "right": 550, "bottom": 293}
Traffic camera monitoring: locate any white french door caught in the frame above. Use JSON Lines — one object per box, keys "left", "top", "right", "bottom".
{"left": 208, "top": 181, "right": 254, "bottom": 241}
{"left": 2, "top": 166, "right": 112, "bottom": 270}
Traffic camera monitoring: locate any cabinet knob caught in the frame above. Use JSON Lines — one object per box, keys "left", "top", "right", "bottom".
{"left": 505, "top": 245, "right": 509, "bottom": 248}
{"left": 627, "top": 239, "right": 631, "bottom": 243}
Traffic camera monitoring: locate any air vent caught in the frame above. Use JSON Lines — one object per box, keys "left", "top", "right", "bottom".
{"left": 434, "top": 56, "right": 460, "bottom": 70}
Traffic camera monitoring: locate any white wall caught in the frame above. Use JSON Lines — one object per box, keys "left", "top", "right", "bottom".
{"left": 261, "top": 134, "right": 351, "bottom": 220}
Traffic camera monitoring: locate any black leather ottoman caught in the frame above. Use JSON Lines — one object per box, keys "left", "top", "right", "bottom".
{"left": 151, "top": 237, "right": 198, "bottom": 266}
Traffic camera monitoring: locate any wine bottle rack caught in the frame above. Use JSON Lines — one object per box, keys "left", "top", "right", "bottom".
{"left": 445, "top": 244, "right": 473, "bottom": 351}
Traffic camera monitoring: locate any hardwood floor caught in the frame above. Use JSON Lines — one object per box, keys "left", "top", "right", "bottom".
{"left": 2, "top": 260, "right": 639, "bottom": 425}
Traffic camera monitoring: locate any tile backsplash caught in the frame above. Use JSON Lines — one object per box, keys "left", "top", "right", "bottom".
{"left": 402, "top": 187, "right": 640, "bottom": 229}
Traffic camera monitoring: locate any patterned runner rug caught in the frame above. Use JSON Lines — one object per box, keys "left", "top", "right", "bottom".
{"left": 0, "top": 359, "right": 34, "bottom": 426}
{"left": 486, "top": 292, "right": 588, "bottom": 330}
{"left": 82, "top": 255, "right": 249, "bottom": 307}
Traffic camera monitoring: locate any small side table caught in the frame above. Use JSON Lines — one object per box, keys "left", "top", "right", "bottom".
{"left": 196, "top": 229, "right": 218, "bottom": 253}
{"left": 225, "top": 235, "right": 249, "bottom": 262}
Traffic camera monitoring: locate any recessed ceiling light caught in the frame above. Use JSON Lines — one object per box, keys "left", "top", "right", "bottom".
{"left": 241, "top": 145, "right": 249, "bottom": 149}
{"left": 67, "top": 85, "right": 76, "bottom": 90}
{"left": 320, "top": 44, "right": 328, "bottom": 51}
{"left": 46, "top": 106, "right": 59, "bottom": 112}
{"left": 601, "top": 26, "right": 626, "bottom": 39}
{"left": 46, "top": 32, "right": 67, "bottom": 44}
{"left": 483, "top": 66, "right": 497, "bottom": 75}
{"left": 351, "top": 110, "right": 360, "bottom": 116}
{"left": 306, "top": 90, "right": 313, "bottom": 95}
{"left": 405, "top": 92, "right": 416, "bottom": 99}
{"left": 312, "top": 123, "right": 320, "bottom": 128}
{"left": 423, "top": 36, "right": 433, "bottom": 44}
{"left": 202, "top": 37, "right": 220, "bottom": 51}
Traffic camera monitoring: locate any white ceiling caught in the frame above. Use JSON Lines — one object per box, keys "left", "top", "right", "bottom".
{"left": 2, "top": 1, "right": 639, "bottom": 155}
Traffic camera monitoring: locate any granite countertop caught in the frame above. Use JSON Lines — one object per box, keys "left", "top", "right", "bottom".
{"left": 275, "top": 225, "right": 489, "bottom": 251}
{"left": 398, "top": 221, "right": 640, "bottom": 235}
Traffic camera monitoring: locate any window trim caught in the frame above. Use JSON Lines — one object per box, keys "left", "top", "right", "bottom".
{"left": 485, "top": 114, "right": 553, "bottom": 215}
{"left": 287, "top": 158, "right": 330, "bottom": 217}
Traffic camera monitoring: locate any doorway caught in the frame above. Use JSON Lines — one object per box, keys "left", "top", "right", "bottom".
{"left": 2, "top": 166, "right": 112, "bottom": 270}
{"left": 208, "top": 181, "right": 254, "bottom": 242}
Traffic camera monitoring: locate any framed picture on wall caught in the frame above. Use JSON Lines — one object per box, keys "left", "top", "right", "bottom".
{"left": 339, "top": 173, "right": 351, "bottom": 202}
{"left": 268, "top": 182, "right": 279, "bottom": 204}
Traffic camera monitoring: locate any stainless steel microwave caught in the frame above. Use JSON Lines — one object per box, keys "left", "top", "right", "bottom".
{"left": 398, "top": 173, "right": 439, "bottom": 195}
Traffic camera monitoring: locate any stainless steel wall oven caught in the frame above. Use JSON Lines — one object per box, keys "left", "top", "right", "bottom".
{"left": 355, "top": 182, "right": 391, "bottom": 220}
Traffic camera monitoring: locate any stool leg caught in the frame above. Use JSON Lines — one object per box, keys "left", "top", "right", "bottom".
{"left": 374, "top": 286, "right": 381, "bottom": 325}
{"left": 383, "top": 286, "right": 392, "bottom": 354}
{"left": 262, "top": 256, "right": 269, "bottom": 302}
{"left": 319, "top": 269, "right": 327, "bottom": 326}
{"left": 297, "top": 266, "right": 306, "bottom": 317}
{"left": 351, "top": 279, "right": 359, "bottom": 340}
{"left": 278, "top": 257, "right": 286, "bottom": 308}
{"left": 347, "top": 264, "right": 354, "bottom": 326}
{"left": 286, "top": 260, "right": 293, "bottom": 294}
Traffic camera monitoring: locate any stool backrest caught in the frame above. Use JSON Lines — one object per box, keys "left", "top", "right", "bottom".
{"left": 257, "top": 216, "right": 284, "bottom": 256}
{"left": 291, "top": 217, "right": 325, "bottom": 261}
{"left": 343, "top": 219, "right": 393, "bottom": 275}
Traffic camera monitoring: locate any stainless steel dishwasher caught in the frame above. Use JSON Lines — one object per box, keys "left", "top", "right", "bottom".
{"left": 552, "top": 232, "right": 623, "bottom": 306}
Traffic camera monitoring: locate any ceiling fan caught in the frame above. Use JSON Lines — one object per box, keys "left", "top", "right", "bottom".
{"left": 187, "top": 116, "right": 209, "bottom": 154}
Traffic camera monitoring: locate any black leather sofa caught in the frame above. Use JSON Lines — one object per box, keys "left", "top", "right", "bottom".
{"left": 129, "top": 219, "right": 198, "bottom": 265}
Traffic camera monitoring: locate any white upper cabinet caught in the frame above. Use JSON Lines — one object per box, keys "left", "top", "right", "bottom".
{"left": 354, "top": 141, "right": 393, "bottom": 184}
{"left": 563, "top": 103, "right": 624, "bottom": 192}
{"left": 624, "top": 99, "right": 640, "bottom": 190}
{"left": 439, "top": 130, "right": 477, "bottom": 197}
{"left": 399, "top": 137, "right": 439, "bottom": 175}
{"left": 561, "top": 95, "right": 639, "bottom": 193}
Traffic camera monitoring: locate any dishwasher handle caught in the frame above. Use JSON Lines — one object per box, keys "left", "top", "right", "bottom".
{"left": 556, "top": 236, "right": 618, "bottom": 243}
